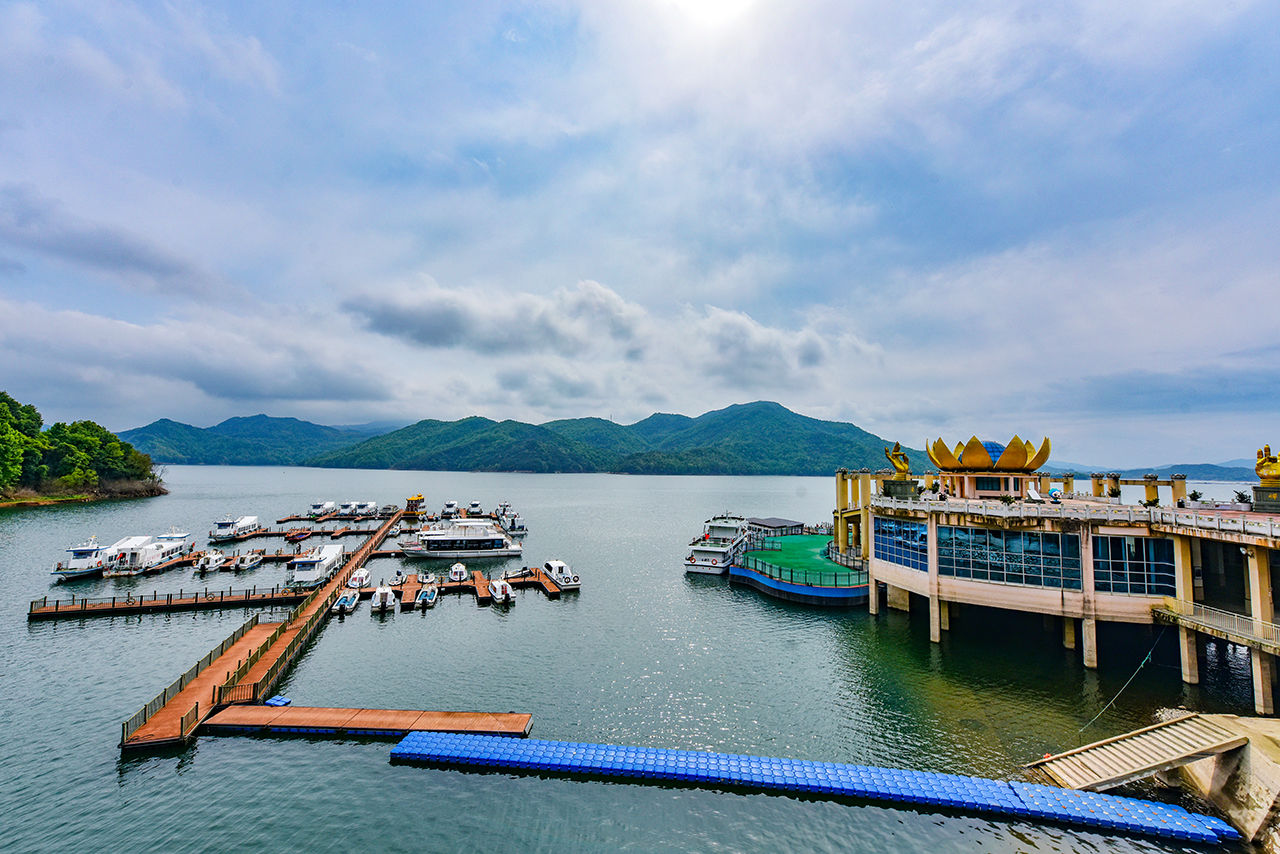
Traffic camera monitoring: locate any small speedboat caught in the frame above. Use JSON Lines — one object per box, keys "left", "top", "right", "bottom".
{"left": 196, "top": 551, "right": 227, "bottom": 573}
{"left": 155, "top": 526, "right": 190, "bottom": 543}
{"left": 490, "top": 578, "right": 514, "bottom": 605}
{"left": 370, "top": 585, "right": 398, "bottom": 613}
{"left": 448, "top": 563, "right": 468, "bottom": 583}
{"left": 416, "top": 571, "right": 437, "bottom": 585}
{"left": 543, "top": 560, "right": 580, "bottom": 591}
{"left": 390, "top": 568, "right": 408, "bottom": 586}
{"left": 285, "top": 528, "right": 313, "bottom": 543}
{"left": 234, "top": 553, "right": 263, "bottom": 571}
{"left": 414, "top": 585, "right": 438, "bottom": 610}
{"left": 503, "top": 565, "right": 534, "bottom": 581}
{"left": 331, "top": 590, "right": 359, "bottom": 614}
{"left": 467, "top": 500, "right": 485, "bottom": 517}
{"left": 388, "top": 523, "right": 401, "bottom": 537}
{"left": 348, "top": 567, "right": 372, "bottom": 588}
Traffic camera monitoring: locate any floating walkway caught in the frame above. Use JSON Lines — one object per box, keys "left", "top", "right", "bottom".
{"left": 1024, "top": 713, "right": 1248, "bottom": 792}
{"left": 390, "top": 732, "right": 1238, "bottom": 845}
{"left": 29, "top": 585, "right": 306, "bottom": 620}
{"left": 203, "top": 705, "right": 531, "bottom": 737}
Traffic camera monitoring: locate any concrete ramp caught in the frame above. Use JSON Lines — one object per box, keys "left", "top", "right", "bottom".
{"left": 1025, "top": 713, "right": 1247, "bottom": 791}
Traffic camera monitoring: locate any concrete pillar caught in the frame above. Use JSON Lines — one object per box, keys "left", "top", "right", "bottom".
{"left": 836, "top": 469, "right": 849, "bottom": 512}
{"left": 1171, "top": 474, "right": 1187, "bottom": 505}
{"left": 1173, "top": 534, "right": 1199, "bottom": 684}
{"left": 1091, "top": 473, "right": 1105, "bottom": 497}
{"left": 1249, "top": 548, "right": 1275, "bottom": 714}
{"left": 927, "top": 513, "right": 941, "bottom": 643}
{"left": 1106, "top": 473, "right": 1121, "bottom": 498}
{"left": 858, "top": 470, "right": 872, "bottom": 558}
{"left": 886, "top": 584, "right": 910, "bottom": 612}
{"left": 929, "top": 595, "right": 942, "bottom": 643}
{"left": 1063, "top": 473, "right": 1075, "bottom": 495}
{"left": 924, "top": 473, "right": 935, "bottom": 491}
{"left": 1144, "top": 473, "right": 1159, "bottom": 504}
{"left": 939, "top": 600, "right": 950, "bottom": 632}
{"left": 867, "top": 573, "right": 878, "bottom": 615}
{"left": 1063, "top": 617, "right": 1077, "bottom": 650}
{"left": 1039, "top": 473, "right": 1052, "bottom": 496}
{"left": 1179, "top": 628, "right": 1199, "bottom": 684}
{"left": 1082, "top": 618, "right": 1098, "bottom": 669}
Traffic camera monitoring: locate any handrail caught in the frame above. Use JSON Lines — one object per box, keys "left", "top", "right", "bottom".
{"left": 738, "top": 554, "right": 867, "bottom": 589}
{"left": 31, "top": 585, "right": 293, "bottom": 614}
{"left": 1155, "top": 598, "right": 1280, "bottom": 648}
{"left": 179, "top": 703, "right": 200, "bottom": 739}
{"left": 120, "top": 615, "right": 259, "bottom": 744}
{"left": 825, "top": 542, "right": 865, "bottom": 568}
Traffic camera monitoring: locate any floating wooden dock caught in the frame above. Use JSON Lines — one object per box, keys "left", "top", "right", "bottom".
{"left": 391, "top": 732, "right": 1239, "bottom": 845}
{"left": 203, "top": 705, "right": 531, "bottom": 737}
{"left": 29, "top": 585, "right": 306, "bottom": 620}
{"left": 1024, "top": 713, "right": 1248, "bottom": 792}
{"left": 339, "top": 564, "right": 561, "bottom": 610}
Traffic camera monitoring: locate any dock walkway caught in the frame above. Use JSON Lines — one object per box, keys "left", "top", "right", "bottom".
{"left": 1024, "top": 713, "right": 1247, "bottom": 791}
{"left": 203, "top": 705, "right": 531, "bottom": 737}
{"left": 29, "top": 585, "right": 305, "bottom": 620}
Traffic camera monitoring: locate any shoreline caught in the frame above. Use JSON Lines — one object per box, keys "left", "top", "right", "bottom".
{"left": 0, "top": 481, "right": 167, "bottom": 511}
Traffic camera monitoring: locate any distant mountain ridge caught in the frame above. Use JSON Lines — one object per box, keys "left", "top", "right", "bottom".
{"left": 119, "top": 415, "right": 375, "bottom": 466}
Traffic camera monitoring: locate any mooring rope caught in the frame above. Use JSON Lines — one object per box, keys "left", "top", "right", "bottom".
{"left": 1077, "top": 626, "right": 1167, "bottom": 737}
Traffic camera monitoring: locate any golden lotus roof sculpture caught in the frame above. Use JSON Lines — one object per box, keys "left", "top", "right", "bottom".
{"left": 926, "top": 436, "right": 1051, "bottom": 473}
{"left": 1259, "top": 445, "right": 1280, "bottom": 487}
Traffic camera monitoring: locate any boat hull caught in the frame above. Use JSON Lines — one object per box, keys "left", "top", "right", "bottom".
{"left": 399, "top": 546, "right": 522, "bottom": 559}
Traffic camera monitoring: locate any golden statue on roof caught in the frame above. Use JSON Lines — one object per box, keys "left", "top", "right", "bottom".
{"left": 885, "top": 442, "right": 911, "bottom": 480}
{"left": 925, "top": 435, "right": 1052, "bottom": 473}
{"left": 1258, "top": 445, "right": 1280, "bottom": 487}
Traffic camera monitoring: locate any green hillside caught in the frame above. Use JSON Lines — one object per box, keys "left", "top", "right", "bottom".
{"left": 120, "top": 415, "right": 374, "bottom": 465}
{"left": 540, "top": 417, "right": 654, "bottom": 455}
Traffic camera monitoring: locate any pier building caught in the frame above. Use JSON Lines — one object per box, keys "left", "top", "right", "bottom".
{"left": 834, "top": 439, "right": 1280, "bottom": 715}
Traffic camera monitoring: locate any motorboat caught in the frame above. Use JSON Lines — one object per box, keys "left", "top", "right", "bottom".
{"left": 356, "top": 501, "right": 379, "bottom": 517}
{"left": 309, "top": 500, "right": 337, "bottom": 518}
{"left": 416, "top": 571, "right": 437, "bottom": 585}
{"left": 348, "top": 567, "right": 372, "bottom": 588}
{"left": 285, "top": 528, "right": 313, "bottom": 543}
{"left": 495, "top": 501, "right": 527, "bottom": 538}
{"left": 543, "top": 560, "right": 580, "bottom": 591}
{"left": 380, "top": 504, "right": 399, "bottom": 517}
{"left": 51, "top": 536, "right": 108, "bottom": 581}
{"left": 103, "top": 537, "right": 188, "bottom": 577}
{"left": 440, "top": 500, "right": 460, "bottom": 519}
{"left": 684, "top": 513, "right": 748, "bottom": 576}
{"left": 331, "top": 590, "right": 359, "bottom": 615}
{"left": 448, "top": 563, "right": 469, "bottom": 583}
{"left": 489, "top": 578, "right": 515, "bottom": 605}
{"left": 233, "top": 552, "right": 263, "bottom": 571}
{"left": 337, "top": 501, "right": 358, "bottom": 518}
{"left": 414, "top": 585, "right": 438, "bottom": 610}
{"left": 388, "top": 524, "right": 402, "bottom": 538}
{"left": 369, "top": 585, "right": 398, "bottom": 613}
{"left": 155, "top": 526, "right": 190, "bottom": 543}
{"left": 398, "top": 520, "right": 522, "bottom": 559}
{"left": 196, "top": 551, "right": 228, "bottom": 573}
{"left": 390, "top": 568, "right": 408, "bottom": 586}
{"left": 466, "top": 500, "right": 485, "bottom": 517}
{"left": 210, "top": 515, "right": 261, "bottom": 542}
{"left": 287, "top": 544, "right": 345, "bottom": 589}
{"left": 502, "top": 565, "right": 534, "bottom": 581}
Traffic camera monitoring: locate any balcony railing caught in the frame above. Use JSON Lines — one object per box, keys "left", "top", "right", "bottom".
{"left": 1154, "top": 598, "right": 1280, "bottom": 651}
{"left": 738, "top": 555, "right": 867, "bottom": 588}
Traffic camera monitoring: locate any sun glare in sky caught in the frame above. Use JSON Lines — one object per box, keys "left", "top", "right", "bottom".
{"left": 658, "top": 0, "right": 754, "bottom": 29}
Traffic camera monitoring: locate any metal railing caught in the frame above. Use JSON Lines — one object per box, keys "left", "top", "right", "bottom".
{"left": 1155, "top": 598, "right": 1280, "bottom": 649}
{"left": 738, "top": 554, "right": 868, "bottom": 588}
{"left": 179, "top": 703, "right": 200, "bottom": 739}
{"left": 120, "top": 615, "right": 259, "bottom": 745}
{"left": 30, "top": 585, "right": 297, "bottom": 615}
{"left": 824, "top": 542, "right": 865, "bottom": 568}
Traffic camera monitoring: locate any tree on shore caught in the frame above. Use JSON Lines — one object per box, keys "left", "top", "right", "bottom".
{"left": 0, "top": 392, "right": 157, "bottom": 493}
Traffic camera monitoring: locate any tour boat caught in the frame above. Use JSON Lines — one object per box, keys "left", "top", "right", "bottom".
{"left": 495, "top": 501, "right": 527, "bottom": 537}
{"left": 103, "top": 536, "right": 187, "bottom": 577}
{"left": 440, "top": 500, "right": 460, "bottom": 519}
{"left": 448, "top": 563, "right": 469, "bottom": 583}
{"left": 309, "top": 500, "right": 336, "bottom": 518}
{"left": 331, "top": 591, "right": 359, "bottom": 615}
{"left": 356, "top": 501, "right": 379, "bottom": 517}
{"left": 348, "top": 567, "right": 372, "bottom": 588}
{"left": 467, "top": 500, "right": 485, "bottom": 517}
{"left": 684, "top": 513, "right": 748, "bottom": 576}
{"left": 210, "top": 515, "right": 261, "bottom": 542}
{"left": 287, "top": 544, "right": 345, "bottom": 589}
{"left": 337, "top": 501, "right": 358, "bottom": 517}
{"left": 155, "top": 526, "right": 190, "bottom": 543}
{"left": 51, "top": 536, "right": 108, "bottom": 581}
{"left": 405, "top": 494, "right": 425, "bottom": 515}
{"left": 543, "top": 560, "right": 581, "bottom": 591}
{"left": 398, "top": 520, "right": 522, "bottom": 559}
{"left": 414, "top": 585, "right": 438, "bottom": 609}
{"left": 369, "top": 585, "right": 398, "bottom": 613}
{"left": 196, "top": 550, "right": 228, "bottom": 573}
{"left": 489, "top": 578, "right": 515, "bottom": 605}
{"left": 233, "top": 552, "right": 263, "bottom": 571}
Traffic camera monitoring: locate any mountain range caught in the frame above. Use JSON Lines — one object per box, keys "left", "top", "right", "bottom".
{"left": 120, "top": 403, "right": 1262, "bottom": 479}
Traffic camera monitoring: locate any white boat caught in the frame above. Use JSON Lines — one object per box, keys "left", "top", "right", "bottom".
{"left": 210, "top": 515, "right": 261, "bottom": 542}
{"left": 390, "top": 568, "right": 408, "bottom": 585}
{"left": 502, "top": 565, "right": 534, "bottom": 581}
{"left": 490, "top": 577, "right": 515, "bottom": 605}
{"left": 309, "top": 500, "right": 337, "bottom": 518}
{"left": 233, "top": 552, "right": 263, "bottom": 571}
{"left": 196, "top": 550, "right": 228, "bottom": 573}
{"left": 103, "top": 536, "right": 187, "bottom": 577}
{"left": 356, "top": 501, "right": 379, "bottom": 517}
{"left": 369, "top": 585, "right": 398, "bottom": 613}
{"left": 338, "top": 501, "right": 358, "bottom": 517}
{"left": 416, "top": 571, "right": 437, "bottom": 585}
{"left": 684, "top": 513, "right": 748, "bottom": 575}
{"left": 466, "top": 500, "right": 485, "bottom": 517}
{"left": 398, "top": 520, "right": 522, "bottom": 559}
{"left": 543, "top": 560, "right": 580, "bottom": 591}
{"left": 51, "top": 536, "right": 108, "bottom": 581}
{"left": 287, "top": 544, "right": 345, "bottom": 588}
{"left": 414, "top": 585, "right": 438, "bottom": 609}
{"left": 388, "top": 524, "right": 402, "bottom": 537}
{"left": 441, "top": 500, "right": 460, "bottom": 519}
{"left": 348, "top": 567, "right": 372, "bottom": 588}
{"left": 331, "top": 590, "right": 359, "bottom": 614}
{"left": 495, "top": 501, "right": 528, "bottom": 537}
{"left": 448, "top": 563, "right": 469, "bottom": 583}
{"left": 155, "top": 526, "right": 190, "bottom": 543}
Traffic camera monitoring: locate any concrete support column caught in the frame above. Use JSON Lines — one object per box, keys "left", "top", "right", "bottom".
{"left": 929, "top": 595, "right": 942, "bottom": 643}
{"left": 1039, "top": 473, "right": 1052, "bottom": 496}
{"left": 1063, "top": 617, "right": 1076, "bottom": 649}
{"left": 1248, "top": 548, "right": 1275, "bottom": 714}
{"left": 1063, "top": 473, "right": 1075, "bottom": 495}
{"left": 1144, "top": 473, "right": 1159, "bottom": 504}
{"left": 1082, "top": 618, "right": 1098, "bottom": 669}
{"left": 1171, "top": 473, "right": 1187, "bottom": 505}
{"left": 1091, "top": 473, "right": 1104, "bottom": 497}
{"left": 927, "top": 513, "right": 941, "bottom": 643}
{"left": 867, "top": 572, "right": 878, "bottom": 615}
{"left": 1173, "top": 534, "right": 1199, "bottom": 684}
{"left": 858, "top": 470, "right": 872, "bottom": 558}
{"left": 939, "top": 600, "right": 950, "bottom": 632}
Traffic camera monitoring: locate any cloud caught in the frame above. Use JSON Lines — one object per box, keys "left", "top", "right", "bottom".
{"left": 0, "top": 184, "right": 213, "bottom": 295}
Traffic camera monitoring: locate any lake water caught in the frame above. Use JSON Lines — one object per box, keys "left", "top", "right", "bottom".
{"left": 0, "top": 467, "right": 1255, "bottom": 852}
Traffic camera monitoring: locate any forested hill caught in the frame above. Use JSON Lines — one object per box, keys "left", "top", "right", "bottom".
{"left": 119, "top": 415, "right": 380, "bottom": 465}
{"left": 0, "top": 391, "right": 159, "bottom": 497}
{"left": 307, "top": 402, "right": 920, "bottom": 475}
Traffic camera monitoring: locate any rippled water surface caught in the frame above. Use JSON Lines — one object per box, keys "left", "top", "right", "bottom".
{"left": 0, "top": 468, "right": 1255, "bottom": 852}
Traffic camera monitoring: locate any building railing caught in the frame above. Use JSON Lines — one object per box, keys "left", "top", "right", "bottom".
{"left": 824, "top": 542, "right": 865, "bottom": 568}
{"left": 120, "top": 615, "right": 259, "bottom": 745}
{"left": 738, "top": 555, "right": 867, "bottom": 588}
{"left": 30, "top": 585, "right": 297, "bottom": 614}
{"left": 1155, "top": 598, "right": 1280, "bottom": 649}
{"left": 867, "top": 496, "right": 1280, "bottom": 538}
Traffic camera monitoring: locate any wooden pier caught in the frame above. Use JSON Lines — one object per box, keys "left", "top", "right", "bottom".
{"left": 202, "top": 705, "right": 531, "bottom": 737}
{"left": 29, "top": 585, "right": 306, "bottom": 620}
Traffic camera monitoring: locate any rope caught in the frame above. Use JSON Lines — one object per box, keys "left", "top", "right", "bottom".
{"left": 1078, "top": 626, "right": 1167, "bottom": 737}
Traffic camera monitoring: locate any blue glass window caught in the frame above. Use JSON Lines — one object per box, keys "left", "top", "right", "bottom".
{"left": 938, "top": 525, "right": 1082, "bottom": 590}
{"left": 1092, "top": 536, "right": 1175, "bottom": 596}
{"left": 873, "top": 517, "right": 928, "bottom": 571}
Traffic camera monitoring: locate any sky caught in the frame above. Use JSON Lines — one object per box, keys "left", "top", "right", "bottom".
{"left": 1, "top": 0, "right": 1278, "bottom": 467}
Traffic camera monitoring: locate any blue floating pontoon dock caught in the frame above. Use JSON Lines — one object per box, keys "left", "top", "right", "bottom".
{"left": 390, "top": 732, "right": 1238, "bottom": 845}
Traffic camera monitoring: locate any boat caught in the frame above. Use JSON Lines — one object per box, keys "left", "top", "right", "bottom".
{"left": 347, "top": 567, "right": 372, "bottom": 588}
{"left": 466, "top": 500, "right": 485, "bottom": 517}
{"left": 440, "top": 500, "right": 460, "bottom": 519}
{"left": 103, "top": 536, "right": 188, "bottom": 577}
{"left": 448, "top": 563, "right": 469, "bottom": 583}
{"left": 369, "top": 585, "right": 398, "bottom": 613}
{"left": 51, "top": 536, "right": 108, "bottom": 581}
{"left": 543, "top": 560, "right": 580, "bottom": 591}
{"left": 210, "top": 515, "right": 261, "bottom": 542}
{"left": 284, "top": 527, "right": 313, "bottom": 543}
{"left": 233, "top": 552, "right": 263, "bottom": 571}
{"left": 684, "top": 513, "right": 748, "bottom": 575}
{"left": 388, "top": 524, "right": 401, "bottom": 537}
{"left": 337, "top": 501, "right": 358, "bottom": 518}
{"left": 309, "top": 500, "right": 337, "bottom": 518}
{"left": 287, "top": 544, "right": 345, "bottom": 589}
{"left": 380, "top": 504, "right": 399, "bottom": 517}
{"left": 195, "top": 550, "right": 228, "bottom": 573}
{"left": 502, "top": 565, "right": 534, "bottom": 581}
{"left": 331, "top": 590, "right": 359, "bottom": 615}
{"left": 490, "top": 577, "right": 515, "bottom": 605}
{"left": 155, "top": 526, "right": 190, "bottom": 543}
{"left": 416, "top": 571, "right": 437, "bottom": 585}
{"left": 414, "top": 585, "right": 438, "bottom": 609}
{"left": 397, "top": 520, "right": 522, "bottom": 559}
{"left": 390, "top": 568, "right": 408, "bottom": 585}
{"left": 495, "top": 501, "right": 528, "bottom": 537}
{"left": 356, "top": 501, "right": 379, "bottom": 517}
